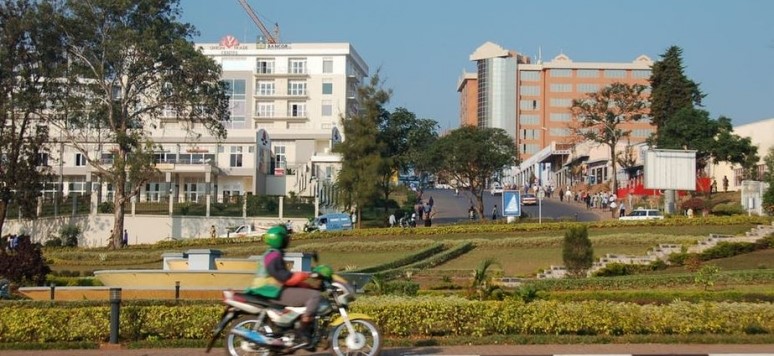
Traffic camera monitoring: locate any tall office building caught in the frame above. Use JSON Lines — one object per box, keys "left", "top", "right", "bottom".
{"left": 459, "top": 42, "right": 654, "bottom": 161}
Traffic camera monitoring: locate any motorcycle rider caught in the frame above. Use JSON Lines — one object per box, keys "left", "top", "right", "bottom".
{"left": 246, "top": 224, "right": 321, "bottom": 348}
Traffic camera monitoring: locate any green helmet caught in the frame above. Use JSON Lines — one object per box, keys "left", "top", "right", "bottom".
{"left": 313, "top": 264, "right": 334, "bottom": 280}
{"left": 264, "top": 225, "right": 289, "bottom": 249}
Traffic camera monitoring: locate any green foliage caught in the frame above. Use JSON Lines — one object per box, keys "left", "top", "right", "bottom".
{"left": 649, "top": 46, "right": 705, "bottom": 129}
{"left": 711, "top": 202, "right": 746, "bottom": 216}
{"left": 0, "top": 235, "right": 51, "bottom": 286}
{"left": 426, "top": 125, "right": 518, "bottom": 217}
{"left": 562, "top": 225, "right": 594, "bottom": 277}
{"left": 593, "top": 260, "right": 668, "bottom": 277}
{"left": 351, "top": 244, "right": 445, "bottom": 273}
{"left": 694, "top": 264, "right": 721, "bottom": 290}
{"left": 544, "top": 290, "right": 774, "bottom": 304}
{"left": 59, "top": 225, "right": 80, "bottom": 247}
{"left": 763, "top": 147, "right": 774, "bottom": 215}
{"left": 375, "top": 242, "right": 474, "bottom": 280}
{"left": 700, "top": 242, "right": 757, "bottom": 260}
{"left": 380, "top": 280, "right": 420, "bottom": 296}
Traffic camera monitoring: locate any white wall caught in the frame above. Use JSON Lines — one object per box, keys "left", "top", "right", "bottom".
{"left": 1, "top": 214, "right": 307, "bottom": 247}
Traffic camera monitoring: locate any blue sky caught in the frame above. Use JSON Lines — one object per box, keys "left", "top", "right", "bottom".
{"left": 180, "top": 0, "right": 773, "bottom": 132}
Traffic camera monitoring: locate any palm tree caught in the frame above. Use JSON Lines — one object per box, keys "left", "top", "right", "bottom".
{"left": 471, "top": 257, "right": 500, "bottom": 300}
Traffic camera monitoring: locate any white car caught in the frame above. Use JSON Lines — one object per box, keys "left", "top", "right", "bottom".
{"left": 619, "top": 208, "right": 664, "bottom": 221}
{"left": 490, "top": 183, "right": 504, "bottom": 195}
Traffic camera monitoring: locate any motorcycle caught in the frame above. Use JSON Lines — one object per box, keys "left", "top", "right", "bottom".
{"left": 205, "top": 262, "right": 381, "bottom": 355}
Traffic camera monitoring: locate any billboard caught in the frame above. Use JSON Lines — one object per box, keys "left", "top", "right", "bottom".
{"left": 644, "top": 149, "right": 697, "bottom": 190}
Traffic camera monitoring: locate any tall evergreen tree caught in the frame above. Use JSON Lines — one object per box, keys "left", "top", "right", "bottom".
{"left": 649, "top": 46, "right": 705, "bottom": 132}
{"left": 333, "top": 73, "right": 391, "bottom": 227}
{"left": 562, "top": 225, "right": 594, "bottom": 278}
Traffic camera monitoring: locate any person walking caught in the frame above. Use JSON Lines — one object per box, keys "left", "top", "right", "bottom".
{"left": 491, "top": 205, "right": 498, "bottom": 220}
{"left": 388, "top": 213, "right": 396, "bottom": 228}
{"left": 122, "top": 229, "right": 129, "bottom": 248}
{"left": 209, "top": 225, "right": 217, "bottom": 239}
{"left": 619, "top": 202, "right": 626, "bottom": 218}
{"left": 723, "top": 175, "right": 729, "bottom": 192}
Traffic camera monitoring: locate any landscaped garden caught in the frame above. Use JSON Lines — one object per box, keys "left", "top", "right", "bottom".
{"left": 1, "top": 215, "right": 773, "bottom": 349}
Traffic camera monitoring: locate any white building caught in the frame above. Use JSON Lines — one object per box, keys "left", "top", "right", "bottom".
{"left": 710, "top": 117, "right": 774, "bottom": 191}
{"left": 47, "top": 36, "right": 369, "bottom": 205}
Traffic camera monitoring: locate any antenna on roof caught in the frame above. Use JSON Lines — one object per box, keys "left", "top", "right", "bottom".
{"left": 537, "top": 46, "right": 543, "bottom": 64}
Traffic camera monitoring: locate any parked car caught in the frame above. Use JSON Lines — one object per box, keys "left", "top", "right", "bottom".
{"left": 619, "top": 208, "right": 664, "bottom": 221}
{"left": 521, "top": 193, "right": 538, "bottom": 205}
{"left": 219, "top": 224, "right": 267, "bottom": 238}
{"left": 303, "top": 212, "right": 353, "bottom": 232}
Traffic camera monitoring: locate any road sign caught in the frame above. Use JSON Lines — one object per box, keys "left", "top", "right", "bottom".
{"left": 537, "top": 189, "right": 545, "bottom": 200}
{"left": 502, "top": 190, "right": 521, "bottom": 217}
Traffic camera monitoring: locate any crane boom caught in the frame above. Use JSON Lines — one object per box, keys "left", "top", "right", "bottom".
{"left": 236, "top": 0, "right": 278, "bottom": 44}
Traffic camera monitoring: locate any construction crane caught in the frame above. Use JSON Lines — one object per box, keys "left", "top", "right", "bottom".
{"left": 236, "top": 0, "right": 279, "bottom": 44}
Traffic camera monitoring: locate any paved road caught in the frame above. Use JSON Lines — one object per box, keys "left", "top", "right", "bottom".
{"left": 3, "top": 344, "right": 772, "bottom": 355}
{"left": 422, "top": 188, "right": 605, "bottom": 225}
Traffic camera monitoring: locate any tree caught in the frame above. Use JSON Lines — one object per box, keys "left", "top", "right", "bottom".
{"left": 656, "top": 108, "right": 759, "bottom": 174}
{"left": 333, "top": 73, "right": 391, "bottom": 227}
{"left": 427, "top": 125, "right": 517, "bottom": 218}
{"left": 570, "top": 82, "right": 648, "bottom": 193}
{"left": 562, "top": 225, "right": 594, "bottom": 278}
{"left": 375, "top": 107, "right": 438, "bottom": 213}
{"left": 0, "top": 235, "right": 51, "bottom": 286}
{"left": 649, "top": 46, "right": 705, "bottom": 131}
{"left": 47, "top": 0, "right": 230, "bottom": 248}
{"left": 0, "top": 0, "right": 63, "bottom": 233}
{"left": 762, "top": 147, "right": 774, "bottom": 215}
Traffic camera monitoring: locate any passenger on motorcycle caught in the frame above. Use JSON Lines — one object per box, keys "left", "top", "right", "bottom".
{"left": 245, "top": 224, "right": 321, "bottom": 347}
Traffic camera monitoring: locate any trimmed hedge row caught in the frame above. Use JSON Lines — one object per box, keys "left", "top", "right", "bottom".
{"left": 1, "top": 298, "right": 772, "bottom": 342}
{"left": 374, "top": 242, "right": 475, "bottom": 280}
{"left": 542, "top": 290, "right": 774, "bottom": 304}
{"left": 351, "top": 243, "right": 445, "bottom": 273}
{"left": 527, "top": 269, "right": 774, "bottom": 292}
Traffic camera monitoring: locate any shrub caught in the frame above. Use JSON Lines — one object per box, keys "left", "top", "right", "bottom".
{"left": 98, "top": 202, "right": 114, "bottom": 213}
{"left": 562, "top": 225, "right": 593, "bottom": 277}
{"left": 59, "top": 225, "right": 81, "bottom": 247}
{"left": 700, "top": 242, "right": 757, "bottom": 260}
{"left": 681, "top": 197, "right": 706, "bottom": 210}
{"left": 44, "top": 237, "right": 63, "bottom": 248}
{"left": 711, "top": 202, "right": 746, "bottom": 216}
{"left": 0, "top": 235, "right": 51, "bottom": 286}
{"left": 380, "top": 280, "right": 419, "bottom": 296}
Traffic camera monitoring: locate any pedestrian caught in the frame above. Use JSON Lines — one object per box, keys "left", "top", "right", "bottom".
{"left": 619, "top": 202, "right": 626, "bottom": 218}
{"left": 610, "top": 201, "right": 618, "bottom": 218}
{"left": 559, "top": 188, "right": 564, "bottom": 202}
{"left": 491, "top": 205, "right": 498, "bottom": 220}
{"left": 711, "top": 179, "right": 717, "bottom": 194}
{"left": 388, "top": 213, "right": 396, "bottom": 228}
{"left": 687, "top": 208, "right": 694, "bottom": 218}
{"left": 210, "top": 225, "right": 217, "bottom": 239}
{"left": 723, "top": 175, "right": 729, "bottom": 192}
{"left": 428, "top": 196, "right": 434, "bottom": 210}
{"left": 468, "top": 205, "right": 475, "bottom": 220}
{"left": 122, "top": 229, "right": 129, "bottom": 248}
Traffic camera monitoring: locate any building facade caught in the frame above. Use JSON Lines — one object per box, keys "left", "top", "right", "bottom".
{"left": 45, "top": 36, "right": 368, "bottom": 208}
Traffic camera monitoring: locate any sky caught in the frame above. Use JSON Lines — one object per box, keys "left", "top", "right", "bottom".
{"left": 179, "top": 0, "right": 774, "bottom": 132}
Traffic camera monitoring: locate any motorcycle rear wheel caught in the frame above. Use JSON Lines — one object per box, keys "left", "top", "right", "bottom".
{"left": 329, "top": 319, "right": 382, "bottom": 356}
{"left": 224, "top": 315, "right": 276, "bottom": 356}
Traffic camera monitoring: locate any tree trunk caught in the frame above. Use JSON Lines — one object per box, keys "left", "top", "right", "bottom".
{"left": 609, "top": 143, "right": 618, "bottom": 194}
{"left": 111, "top": 180, "right": 127, "bottom": 249}
{"left": 0, "top": 200, "right": 8, "bottom": 235}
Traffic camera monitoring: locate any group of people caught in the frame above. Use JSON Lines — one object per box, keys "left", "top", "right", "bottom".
{"left": 1, "top": 234, "right": 23, "bottom": 251}
{"left": 107, "top": 229, "right": 130, "bottom": 248}
{"left": 388, "top": 196, "right": 435, "bottom": 228}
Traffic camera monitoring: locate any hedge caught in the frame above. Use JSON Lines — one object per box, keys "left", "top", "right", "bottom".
{"left": 351, "top": 243, "right": 445, "bottom": 273}
{"left": 1, "top": 298, "right": 772, "bottom": 342}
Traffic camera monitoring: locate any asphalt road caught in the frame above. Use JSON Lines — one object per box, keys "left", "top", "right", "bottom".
{"left": 3, "top": 344, "right": 773, "bottom": 355}
{"left": 421, "top": 188, "right": 604, "bottom": 225}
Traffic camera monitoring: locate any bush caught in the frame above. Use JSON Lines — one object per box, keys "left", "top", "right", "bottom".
{"left": 681, "top": 197, "right": 706, "bottom": 210}
{"left": 0, "top": 235, "right": 51, "bottom": 286}
{"left": 700, "top": 242, "right": 757, "bottom": 260}
{"left": 44, "top": 237, "right": 63, "bottom": 248}
{"left": 711, "top": 202, "right": 746, "bottom": 216}
{"left": 59, "top": 225, "right": 81, "bottom": 247}
{"left": 562, "top": 225, "right": 593, "bottom": 277}
{"left": 380, "top": 280, "right": 420, "bottom": 296}
{"left": 98, "top": 202, "right": 114, "bottom": 213}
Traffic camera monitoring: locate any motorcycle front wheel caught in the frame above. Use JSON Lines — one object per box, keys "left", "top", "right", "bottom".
{"left": 224, "top": 315, "right": 276, "bottom": 356}
{"left": 329, "top": 319, "right": 382, "bottom": 356}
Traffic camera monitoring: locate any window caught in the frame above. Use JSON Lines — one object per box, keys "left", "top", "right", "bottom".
{"left": 145, "top": 182, "right": 162, "bottom": 202}
{"left": 519, "top": 114, "right": 539, "bottom": 125}
{"left": 255, "top": 101, "right": 274, "bottom": 118}
{"left": 520, "top": 71, "right": 540, "bottom": 81}
{"left": 550, "top": 98, "right": 572, "bottom": 107}
{"left": 230, "top": 146, "right": 243, "bottom": 167}
{"left": 183, "top": 177, "right": 205, "bottom": 203}
{"left": 322, "top": 58, "right": 333, "bottom": 73}
{"left": 577, "top": 69, "right": 599, "bottom": 78}
{"left": 256, "top": 58, "right": 274, "bottom": 74}
{"left": 322, "top": 80, "right": 333, "bottom": 95}
{"left": 632, "top": 128, "right": 653, "bottom": 138}
{"left": 549, "top": 83, "right": 572, "bottom": 92}
{"left": 289, "top": 58, "right": 307, "bottom": 74}
{"left": 274, "top": 145, "right": 286, "bottom": 169}
{"left": 604, "top": 69, "right": 626, "bottom": 78}
{"left": 68, "top": 177, "right": 87, "bottom": 195}
{"left": 519, "top": 100, "right": 540, "bottom": 110}
{"left": 550, "top": 113, "right": 571, "bottom": 122}
{"left": 37, "top": 153, "right": 49, "bottom": 166}
{"left": 289, "top": 102, "right": 306, "bottom": 117}
{"left": 521, "top": 129, "right": 540, "bottom": 140}
{"left": 549, "top": 128, "right": 571, "bottom": 136}
{"left": 632, "top": 69, "right": 651, "bottom": 78}
{"left": 75, "top": 153, "right": 87, "bottom": 166}
{"left": 577, "top": 83, "right": 599, "bottom": 93}
{"left": 549, "top": 69, "right": 571, "bottom": 77}
{"left": 521, "top": 144, "right": 540, "bottom": 154}
{"left": 288, "top": 80, "right": 307, "bottom": 96}
{"left": 223, "top": 79, "right": 246, "bottom": 129}
{"left": 520, "top": 85, "right": 539, "bottom": 96}
{"left": 321, "top": 100, "right": 332, "bottom": 116}
{"left": 256, "top": 80, "right": 275, "bottom": 96}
